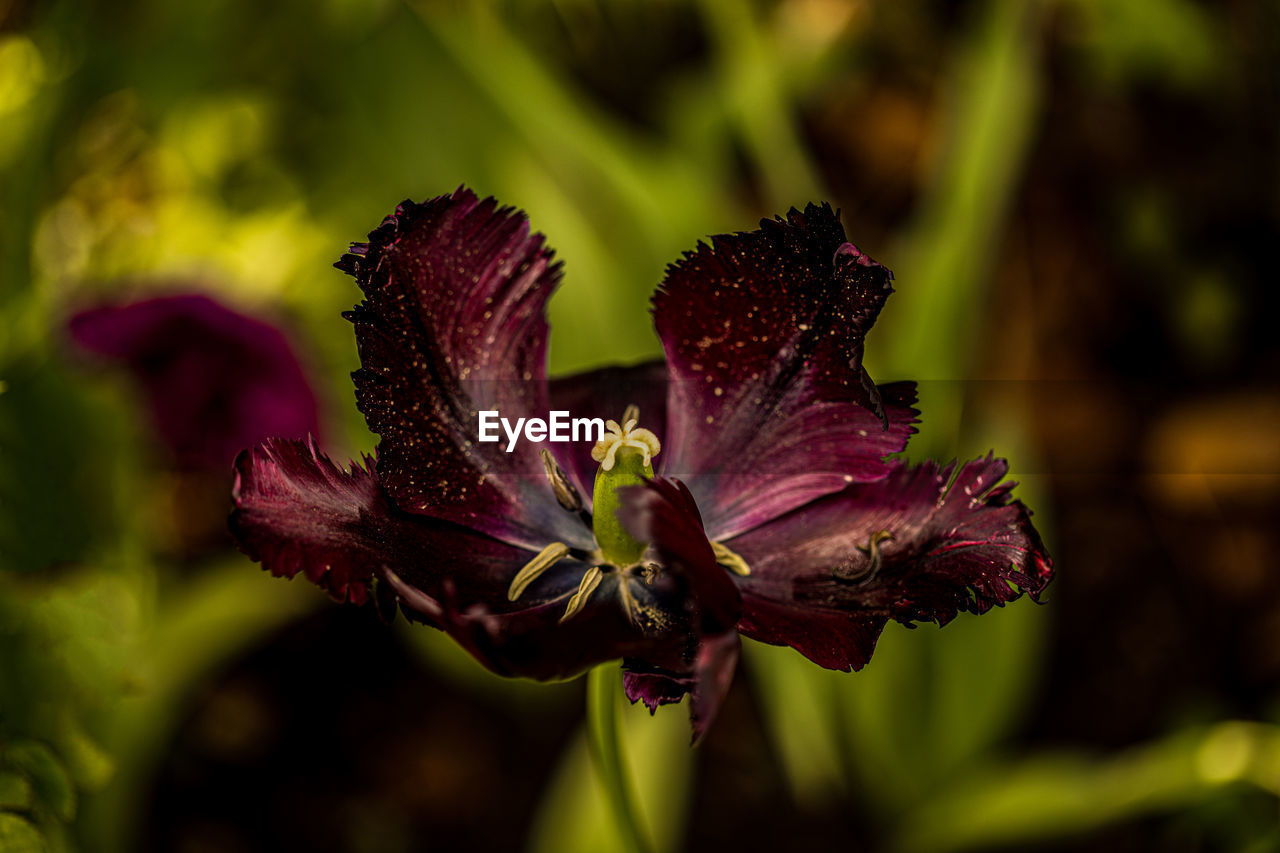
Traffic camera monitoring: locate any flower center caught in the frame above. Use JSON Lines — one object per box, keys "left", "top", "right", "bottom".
{"left": 590, "top": 406, "right": 661, "bottom": 568}
{"left": 505, "top": 405, "right": 661, "bottom": 621}
{"left": 506, "top": 404, "right": 749, "bottom": 624}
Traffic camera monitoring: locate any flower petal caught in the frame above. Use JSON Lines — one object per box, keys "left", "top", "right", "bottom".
{"left": 231, "top": 438, "right": 693, "bottom": 680}
{"left": 547, "top": 360, "right": 668, "bottom": 507}
{"left": 729, "top": 456, "right": 1054, "bottom": 672}
{"left": 616, "top": 477, "right": 743, "bottom": 737}
{"left": 339, "top": 187, "right": 587, "bottom": 548}
{"left": 621, "top": 631, "right": 739, "bottom": 742}
{"left": 230, "top": 437, "right": 564, "bottom": 610}
{"left": 623, "top": 667, "right": 690, "bottom": 712}
{"left": 229, "top": 437, "right": 388, "bottom": 605}
{"left": 653, "top": 204, "right": 913, "bottom": 539}
{"left": 687, "top": 631, "right": 740, "bottom": 741}
{"left": 618, "top": 477, "right": 742, "bottom": 633}
{"left": 401, "top": 584, "right": 693, "bottom": 682}
{"left": 694, "top": 382, "right": 919, "bottom": 541}
{"left": 69, "top": 293, "right": 319, "bottom": 471}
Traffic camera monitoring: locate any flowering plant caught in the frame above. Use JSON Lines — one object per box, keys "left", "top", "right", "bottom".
{"left": 231, "top": 187, "right": 1052, "bottom": 738}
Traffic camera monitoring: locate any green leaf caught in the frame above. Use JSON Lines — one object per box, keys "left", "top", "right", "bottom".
{"left": 0, "top": 813, "right": 44, "bottom": 853}
{"left": 0, "top": 772, "right": 34, "bottom": 810}
{"left": 834, "top": 604, "right": 1046, "bottom": 813}
{"left": 1064, "top": 0, "right": 1224, "bottom": 91}
{"left": 54, "top": 717, "right": 115, "bottom": 791}
{"left": 871, "top": 0, "right": 1044, "bottom": 390}
{"left": 894, "top": 722, "right": 1280, "bottom": 853}
{"left": 4, "top": 741, "right": 75, "bottom": 822}
{"left": 0, "top": 358, "right": 137, "bottom": 576}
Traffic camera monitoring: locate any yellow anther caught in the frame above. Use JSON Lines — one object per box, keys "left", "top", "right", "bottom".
{"left": 508, "top": 541, "right": 571, "bottom": 601}
{"left": 560, "top": 566, "right": 603, "bottom": 622}
{"left": 540, "top": 449, "right": 583, "bottom": 512}
{"left": 712, "top": 541, "right": 751, "bottom": 576}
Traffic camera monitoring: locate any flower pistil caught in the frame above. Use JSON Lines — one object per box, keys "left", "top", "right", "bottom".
{"left": 505, "top": 405, "right": 666, "bottom": 624}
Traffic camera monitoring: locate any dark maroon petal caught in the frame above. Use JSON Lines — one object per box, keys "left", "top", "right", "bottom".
{"left": 230, "top": 437, "right": 556, "bottom": 609}
{"left": 615, "top": 476, "right": 743, "bottom": 736}
{"left": 730, "top": 455, "right": 1054, "bottom": 672}
{"left": 688, "top": 631, "right": 740, "bottom": 741}
{"left": 231, "top": 438, "right": 692, "bottom": 680}
{"left": 69, "top": 293, "right": 319, "bottom": 472}
{"left": 736, "top": 599, "right": 888, "bottom": 672}
{"left": 653, "top": 204, "right": 913, "bottom": 539}
{"left": 683, "top": 382, "right": 919, "bottom": 542}
{"left": 230, "top": 437, "right": 387, "bottom": 605}
{"left": 339, "top": 187, "right": 586, "bottom": 549}
{"left": 623, "top": 667, "right": 691, "bottom": 712}
{"left": 620, "top": 630, "right": 739, "bottom": 742}
{"left": 384, "top": 570, "right": 694, "bottom": 682}
{"left": 546, "top": 360, "right": 668, "bottom": 505}
{"left": 618, "top": 477, "right": 742, "bottom": 633}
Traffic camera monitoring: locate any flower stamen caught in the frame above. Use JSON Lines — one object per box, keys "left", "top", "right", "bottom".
{"left": 540, "top": 449, "right": 583, "bottom": 512}
{"left": 712, "top": 541, "right": 751, "bottom": 576}
{"left": 508, "top": 541, "right": 571, "bottom": 601}
{"left": 833, "top": 530, "right": 893, "bottom": 582}
{"left": 560, "top": 566, "right": 603, "bottom": 622}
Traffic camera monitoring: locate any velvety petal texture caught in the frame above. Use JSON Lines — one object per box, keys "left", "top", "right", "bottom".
{"left": 231, "top": 439, "right": 693, "bottom": 681}
{"left": 339, "top": 188, "right": 586, "bottom": 549}
{"left": 230, "top": 438, "right": 386, "bottom": 605}
{"left": 684, "top": 381, "right": 918, "bottom": 542}
{"left": 69, "top": 293, "right": 319, "bottom": 471}
{"left": 730, "top": 455, "right": 1053, "bottom": 672}
{"left": 653, "top": 204, "right": 913, "bottom": 540}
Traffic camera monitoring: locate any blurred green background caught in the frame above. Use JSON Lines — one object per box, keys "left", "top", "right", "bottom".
{"left": 2, "top": 0, "right": 1279, "bottom": 850}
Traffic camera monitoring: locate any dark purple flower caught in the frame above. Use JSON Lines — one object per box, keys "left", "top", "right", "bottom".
{"left": 69, "top": 293, "right": 321, "bottom": 472}
{"left": 230, "top": 188, "right": 1053, "bottom": 738}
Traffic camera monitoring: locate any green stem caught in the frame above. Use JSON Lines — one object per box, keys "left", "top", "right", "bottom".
{"left": 586, "top": 665, "right": 651, "bottom": 853}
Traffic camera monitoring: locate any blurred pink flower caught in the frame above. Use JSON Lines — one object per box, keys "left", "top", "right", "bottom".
{"left": 69, "top": 292, "right": 321, "bottom": 472}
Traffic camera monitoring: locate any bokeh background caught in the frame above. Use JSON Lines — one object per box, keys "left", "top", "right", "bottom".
{"left": 2, "top": 0, "right": 1279, "bottom": 850}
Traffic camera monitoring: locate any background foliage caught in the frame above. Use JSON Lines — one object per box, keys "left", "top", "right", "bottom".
{"left": 2, "top": 0, "right": 1278, "bottom": 850}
